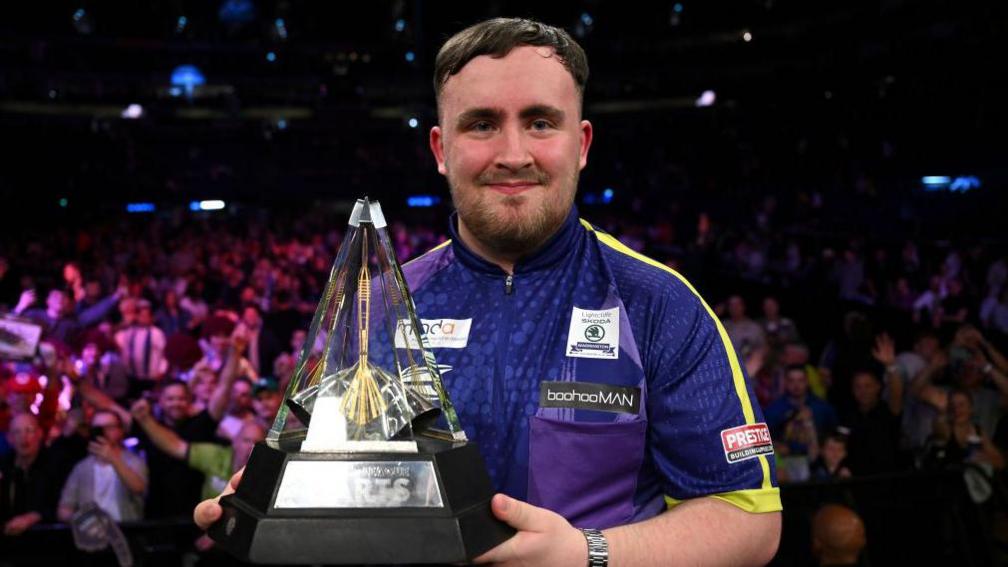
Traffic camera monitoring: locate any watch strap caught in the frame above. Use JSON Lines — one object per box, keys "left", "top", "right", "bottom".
{"left": 579, "top": 528, "right": 609, "bottom": 567}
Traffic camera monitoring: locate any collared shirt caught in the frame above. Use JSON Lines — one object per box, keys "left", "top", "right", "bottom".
{"left": 381, "top": 207, "right": 780, "bottom": 529}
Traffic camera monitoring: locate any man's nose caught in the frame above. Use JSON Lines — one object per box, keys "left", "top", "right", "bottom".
{"left": 494, "top": 125, "right": 533, "bottom": 171}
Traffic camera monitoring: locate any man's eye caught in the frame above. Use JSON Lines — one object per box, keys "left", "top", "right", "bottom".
{"left": 471, "top": 121, "right": 494, "bottom": 132}
{"left": 530, "top": 119, "right": 553, "bottom": 131}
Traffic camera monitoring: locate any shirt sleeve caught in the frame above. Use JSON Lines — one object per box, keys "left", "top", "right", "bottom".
{"left": 188, "top": 443, "right": 231, "bottom": 478}
{"left": 58, "top": 464, "right": 82, "bottom": 512}
{"left": 644, "top": 276, "right": 781, "bottom": 514}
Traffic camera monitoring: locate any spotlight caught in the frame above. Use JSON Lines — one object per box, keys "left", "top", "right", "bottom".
{"left": 695, "top": 90, "right": 716, "bottom": 107}
{"left": 170, "top": 65, "right": 206, "bottom": 97}
{"left": 126, "top": 203, "right": 156, "bottom": 213}
{"left": 218, "top": 0, "right": 256, "bottom": 25}
{"left": 394, "top": 18, "right": 406, "bottom": 32}
{"left": 189, "top": 200, "right": 226, "bottom": 211}
{"left": 266, "top": 51, "right": 277, "bottom": 62}
{"left": 121, "top": 104, "right": 144, "bottom": 119}
{"left": 405, "top": 51, "right": 415, "bottom": 63}
{"left": 175, "top": 16, "right": 188, "bottom": 34}
{"left": 408, "top": 117, "right": 419, "bottom": 128}
{"left": 742, "top": 30, "right": 753, "bottom": 42}
{"left": 274, "top": 18, "right": 288, "bottom": 40}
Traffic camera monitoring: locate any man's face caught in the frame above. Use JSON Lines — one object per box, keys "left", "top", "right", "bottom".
{"left": 784, "top": 369, "right": 808, "bottom": 399}
{"left": 47, "top": 290, "right": 66, "bottom": 315}
{"left": 231, "top": 381, "right": 253, "bottom": 413}
{"left": 430, "top": 45, "right": 592, "bottom": 259}
{"left": 851, "top": 372, "right": 881, "bottom": 409}
{"left": 232, "top": 422, "right": 265, "bottom": 469}
{"left": 254, "top": 390, "right": 282, "bottom": 422}
{"left": 8, "top": 413, "right": 42, "bottom": 459}
{"left": 158, "top": 384, "right": 191, "bottom": 422}
{"left": 822, "top": 438, "right": 846, "bottom": 467}
{"left": 91, "top": 412, "right": 124, "bottom": 445}
{"left": 728, "top": 296, "right": 746, "bottom": 320}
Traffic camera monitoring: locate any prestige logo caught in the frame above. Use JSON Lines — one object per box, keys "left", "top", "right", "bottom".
{"left": 539, "top": 381, "right": 640, "bottom": 414}
{"left": 720, "top": 423, "right": 774, "bottom": 463}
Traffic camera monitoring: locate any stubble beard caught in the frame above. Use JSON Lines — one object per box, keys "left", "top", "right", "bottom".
{"left": 449, "top": 169, "right": 578, "bottom": 259}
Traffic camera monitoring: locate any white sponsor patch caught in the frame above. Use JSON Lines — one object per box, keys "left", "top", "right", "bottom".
{"left": 720, "top": 423, "right": 774, "bottom": 463}
{"left": 565, "top": 307, "right": 619, "bottom": 360}
{"left": 394, "top": 318, "right": 472, "bottom": 349}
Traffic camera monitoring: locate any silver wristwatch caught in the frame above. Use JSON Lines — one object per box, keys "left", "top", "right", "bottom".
{"left": 579, "top": 528, "right": 609, "bottom": 567}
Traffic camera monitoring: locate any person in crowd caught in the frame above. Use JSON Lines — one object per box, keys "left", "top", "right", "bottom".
{"left": 57, "top": 409, "right": 147, "bottom": 522}
{"left": 926, "top": 389, "right": 1004, "bottom": 471}
{"left": 238, "top": 305, "right": 282, "bottom": 377}
{"left": 12, "top": 287, "right": 122, "bottom": 345}
{"left": 251, "top": 376, "right": 283, "bottom": 425}
{"left": 722, "top": 294, "right": 767, "bottom": 357}
{"left": 114, "top": 299, "right": 168, "bottom": 396}
{"left": 216, "top": 377, "right": 256, "bottom": 441}
{"left": 841, "top": 369, "right": 903, "bottom": 475}
{"left": 0, "top": 413, "right": 61, "bottom": 535}
{"left": 766, "top": 365, "right": 838, "bottom": 457}
{"left": 154, "top": 289, "right": 192, "bottom": 336}
{"left": 811, "top": 504, "right": 866, "bottom": 567}
{"left": 76, "top": 330, "right": 130, "bottom": 403}
{"left": 759, "top": 295, "right": 800, "bottom": 346}
{"left": 809, "top": 433, "right": 852, "bottom": 480}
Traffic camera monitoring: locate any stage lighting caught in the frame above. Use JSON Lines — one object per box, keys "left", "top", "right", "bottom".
{"left": 408, "top": 117, "right": 419, "bottom": 128}
{"left": 126, "top": 203, "right": 156, "bottom": 213}
{"left": 176, "top": 16, "right": 188, "bottom": 33}
{"left": 121, "top": 104, "right": 144, "bottom": 119}
{"left": 274, "top": 18, "right": 288, "bottom": 40}
{"left": 171, "top": 65, "right": 206, "bottom": 97}
{"left": 695, "top": 90, "right": 716, "bottom": 107}
{"left": 266, "top": 51, "right": 277, "bottom": 62}
{"left": 601, "top": 188, "right": 614, "bottom": 204}
{"left": 950, "top": 176, "right": 981, "bottom": 192}
{"left": 580, "top": 13, "right": 594, "bottom": 26}
{"left": 58, "top": 198, "right": 68, "bottom": 208}
{"left": 742, "top": 30, "right": 753, "bottom": 42}
{"left": 190, "top": 200, "right": 226, "bottom": 211}
{"left": 276, "top": 118, "right": 288, "bottom": 130}
{"left": 673, "top": 3, "right": 684, "bottom": 13}
{"left": 405, "top": 51, "right": 415, "bottom": 62}
{"left": 407, "top": 195, "right": 440, "bottom": 208}
{"left": 72, "top": 8, "right": 94, "bottom": 35}
{"left": 394, "top": 18, "right": 406, "bottom": 32}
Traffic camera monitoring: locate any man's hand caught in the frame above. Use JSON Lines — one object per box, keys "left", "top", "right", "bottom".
{"left": 872, "top": 333, "right": 896, "bottom": 367}
{"left": 13, "top": 289, "right": 35, "bottom": 315}
{"left": 3, "top": 512, "right": 41, "bottom": 536}
{"left": 88, "top": 437, "right": 121, "bottom": 465}
{"left": 194, "top": 467, "right": 244, "bottom": 530}
{"left": 472, "top": 494, "right": 586, "bottom": 567}
{"left": 130, "top": 398, "right": 153, "bottom": 424}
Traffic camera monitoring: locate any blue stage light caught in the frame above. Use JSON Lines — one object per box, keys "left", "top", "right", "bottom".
{"left": 126, "top": 203, "right": 156, "bottom": 213}
{"left": 405, "top": 51, "right": 415, "bottom": 63}
{"left": 407, "top": 195, "right": 440, "bottom": 208}
{"left": 218, "top": 0, "right": 256, "bottom": 24}
{"left": 171, "top": 65, "right": 206, "bottom": 97}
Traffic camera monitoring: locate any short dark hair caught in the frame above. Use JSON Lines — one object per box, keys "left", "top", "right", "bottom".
{"left": 433, "top": 18, "right": 589, "bottom": 110}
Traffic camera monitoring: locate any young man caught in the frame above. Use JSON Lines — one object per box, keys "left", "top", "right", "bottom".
{"left": 197, "top": 18, "right": 781, "bottom": 566}
{"left": 57, "top": 410, "right": 147, "bottom": 523}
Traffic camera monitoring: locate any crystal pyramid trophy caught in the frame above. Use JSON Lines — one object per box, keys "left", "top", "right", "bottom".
{"left": 208, "top": 198, "right": 513, "bottom": 563}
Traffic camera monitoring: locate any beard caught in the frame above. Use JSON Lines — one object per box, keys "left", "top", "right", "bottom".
{"left": 448, "top": 167, "right": 578, "bottom": 259}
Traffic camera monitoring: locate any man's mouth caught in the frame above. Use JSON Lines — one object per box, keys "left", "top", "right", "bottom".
{"left": 485, "top": 181, "right": 539, "bottom": 195}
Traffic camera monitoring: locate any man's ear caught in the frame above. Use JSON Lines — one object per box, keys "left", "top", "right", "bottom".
{"left": 430, "top": 126, "right": 447, "bottom": 175}
{"left": 578, "top": 119, "right": 593, "bottom": 170}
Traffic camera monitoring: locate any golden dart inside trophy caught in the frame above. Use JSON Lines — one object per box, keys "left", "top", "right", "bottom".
{"left": 208, "top": 197, "right": 512, "bottom": 564}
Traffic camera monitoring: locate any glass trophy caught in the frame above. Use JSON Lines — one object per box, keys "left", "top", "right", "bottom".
{"left": 208, "top": 198, "right": 513, "bottom": 564}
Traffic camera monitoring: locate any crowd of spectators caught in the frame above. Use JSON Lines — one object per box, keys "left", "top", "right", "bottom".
{"left": 1, "top": 197, "right": 1007, "bottom": 558}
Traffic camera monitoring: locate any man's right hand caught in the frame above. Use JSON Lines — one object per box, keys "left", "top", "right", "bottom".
{"left": 130, "top": 398, "right": 152, "bottom": 424}
{"left": 194, "top": 467, "right": 244, "bottom": 530}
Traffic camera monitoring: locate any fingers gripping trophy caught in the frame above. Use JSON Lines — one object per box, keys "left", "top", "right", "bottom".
{"left": 208, "top": 198, "right": 512, "bottom": 564}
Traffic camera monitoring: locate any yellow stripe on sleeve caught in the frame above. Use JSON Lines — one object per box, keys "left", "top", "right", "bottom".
{"left": 580, "top": 219, "right": 774, "bottom": 491}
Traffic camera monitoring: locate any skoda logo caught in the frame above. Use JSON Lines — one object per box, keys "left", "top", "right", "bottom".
{"left": 584, "top": 325, "right": 605, "bottom": 342}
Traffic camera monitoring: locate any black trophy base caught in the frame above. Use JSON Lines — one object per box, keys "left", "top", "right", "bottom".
{"left": 208, "top": 438, "right": 514, "bottom": 564}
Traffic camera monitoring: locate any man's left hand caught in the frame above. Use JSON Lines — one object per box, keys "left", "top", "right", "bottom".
{"left": 473, "top": 494, "right": 587, "bottom": 567}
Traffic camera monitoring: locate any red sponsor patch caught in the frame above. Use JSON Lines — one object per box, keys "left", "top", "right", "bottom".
{"left": 720, "top": 423, "right": 774, "bottom": 463}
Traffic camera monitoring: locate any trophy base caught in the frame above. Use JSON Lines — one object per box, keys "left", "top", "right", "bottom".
{"left": 208, "top": 438, "right": 514, "bottom": 564}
